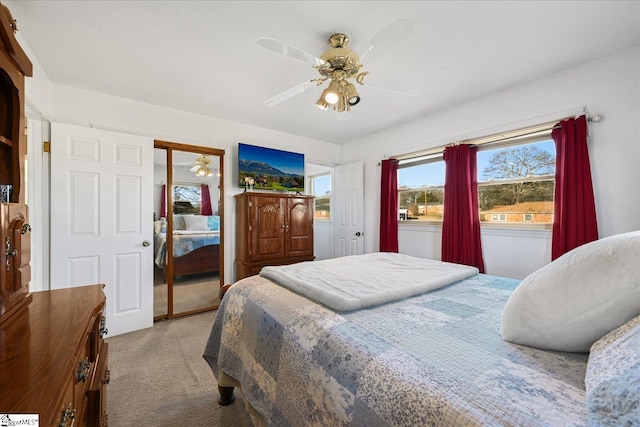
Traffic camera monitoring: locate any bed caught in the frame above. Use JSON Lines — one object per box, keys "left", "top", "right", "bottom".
{"left": 204, "top": 232, "right": 640, "bottom": 426}
{"left": 154, "top": 214, "right": 221, "bottom": 279}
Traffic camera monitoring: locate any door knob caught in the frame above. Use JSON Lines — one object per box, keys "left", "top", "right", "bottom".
{"left": 355, "top": 232, "right": 362, "bottom": 236}
{"left": 142, "top": 240, "right": 150, "bottom": 247}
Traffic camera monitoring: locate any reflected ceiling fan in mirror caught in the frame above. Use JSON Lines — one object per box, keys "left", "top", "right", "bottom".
{"left": 190, "top": 155, "right": 215, "bottom": 177}
{"left": 257, "top": 19, "right": 422, "bottom": 116}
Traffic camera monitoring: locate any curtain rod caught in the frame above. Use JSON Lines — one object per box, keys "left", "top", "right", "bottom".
{"left": 378, "top": 111, "right": 603, "bottom": 165}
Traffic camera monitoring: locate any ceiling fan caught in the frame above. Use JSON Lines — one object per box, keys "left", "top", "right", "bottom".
{"left": 257, "top": 19, "right": 422, "bottom": 115}
{"left": 189, "top": 155, "right": 214, "bottom": 177}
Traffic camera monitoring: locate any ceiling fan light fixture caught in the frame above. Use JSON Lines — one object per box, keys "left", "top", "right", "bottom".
{"left": 337, "top": 94, "right": 350, "bottom": 113}
{"left": 316, "top": 97, "right": 329, "bottom": 111}
{"left": 324, "top": 80, "right": 341, "bottom": 104}
{"left": 345, "top": 82, "right": 360, "bottom": 106}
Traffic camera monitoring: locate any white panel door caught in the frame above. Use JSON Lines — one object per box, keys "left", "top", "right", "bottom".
{"left": 334, "top": 161, "right": 364, "bottom": 257}
{"left": 50, "top": 123, "right": 154, "bottom": 337}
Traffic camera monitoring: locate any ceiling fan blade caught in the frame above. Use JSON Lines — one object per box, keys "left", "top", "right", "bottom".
{"left": 265, "top": 80, "right": 319, "bottom": 107}
{"left": 257, "top": 38, "right": 326, "bottom": 67}
{"left": 358, "top": 18, "right": 414, "bottom": 64}
{"left": 189, "top": 165, "right": 199, "bottom": 172}
{"left": 362, "top": 71, "right": 423, "bottom": 96}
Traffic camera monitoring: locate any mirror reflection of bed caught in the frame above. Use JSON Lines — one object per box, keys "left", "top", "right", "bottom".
{"left": 153, "top": 145, "right": 224, "bottom": 319}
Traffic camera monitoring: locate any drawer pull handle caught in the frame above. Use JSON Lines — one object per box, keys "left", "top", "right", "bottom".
{"left": 4, "top": 237, "right": 16, "bottom": 271}
{"left": 21, "top": 223, "right": 31, "bottom": 234}
{"left": 100, "top": 316, "right": 108, "bottom": 337}
{"left": 59, "top": 403, "right": 76, "bottom": 427}
{"left": 104, "top": 368, "right": 111, "bottom": 385}
{"left": 77, "top": 358, "right": 91, "bottom": 382}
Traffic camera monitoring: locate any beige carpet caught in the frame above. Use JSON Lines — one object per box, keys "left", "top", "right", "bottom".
{"left": 106, "top": 310, "right": 253, "bottom": 426}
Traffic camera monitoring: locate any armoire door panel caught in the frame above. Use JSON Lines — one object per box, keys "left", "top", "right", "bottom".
{"left": 251, "top": 196, "right": 285, "bottom": 260}
{"left": 286, "top": 198, "right": 313, "bottom": 257}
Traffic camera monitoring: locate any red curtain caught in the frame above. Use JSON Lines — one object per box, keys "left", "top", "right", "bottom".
{"left": 200, "top": 184, "right": 213, "bottom": 216}
{"left": 551, "top": 115, "right": 598, "bottom": 259}
{"left": 379, "top": 159, "right": 399, "bottom": 252}
{"left": 441, "top": 144, "right": 485, "bottom": 272}
{"left": 160, "top": 184, "right": 167, "bottom": 218}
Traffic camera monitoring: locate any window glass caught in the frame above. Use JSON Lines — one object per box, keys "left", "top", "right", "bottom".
{"left": 396, "top": 137, "right": 555, "bottom": 226}
{"left": 173, "top": 184, "right": 201, "bottom": 214}
{"left": 398, "top": 160, "right": 444, "bottom": 221}
{"left": 312, "top": 174, "right": 331, "bottom": 219}
{"left": 478, "top": 139, "right": 555, "bottom": 224}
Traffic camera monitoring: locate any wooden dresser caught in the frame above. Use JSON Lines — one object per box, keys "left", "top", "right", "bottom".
{"left": 0, "top": 285, "right": 109, "bottom": 427}
{"left": 235, "top": 192, "right": 314, "bottom": 280}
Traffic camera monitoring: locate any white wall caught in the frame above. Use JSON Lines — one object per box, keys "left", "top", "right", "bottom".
{"left": 341, "top": 47, "right": 640, "bottom": 279}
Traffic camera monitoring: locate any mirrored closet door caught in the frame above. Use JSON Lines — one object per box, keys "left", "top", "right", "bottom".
{"left": 153, "top": 141, "right": 224, "bottom": 319}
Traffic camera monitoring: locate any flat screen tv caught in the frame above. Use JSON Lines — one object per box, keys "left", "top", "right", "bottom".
{"left": 238, "top": 143, "right": 305, "bottom": 192}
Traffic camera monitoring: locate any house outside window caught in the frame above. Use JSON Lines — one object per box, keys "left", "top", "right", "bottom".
{"left": 397, "top": 132, "right": 555, "bottom": 227}
{"left": 310, "top": 173, "right": 331, "bottom": 219}
{"left": 173, "top": 184, "right": 201, "bottom": 214}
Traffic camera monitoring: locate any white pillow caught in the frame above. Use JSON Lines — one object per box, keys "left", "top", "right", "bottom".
{"left": 183, "top": 215, "right": 209, "bottom": 231}
{"left": 501, "top": 230, "right": 640, "bottom": 352}
{"left": 173, "top": 215, "right": 186, "bottom": 230}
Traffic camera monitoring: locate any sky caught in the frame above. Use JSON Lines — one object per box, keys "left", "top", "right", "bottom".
{"left": 313, "top": 174, "right": 331, "bottom": 196}
{"left": 398, "top": 139, "right": 555, "bottom": 188}
{"left": 239, "top": 143, "right": 304, "bottom": 175}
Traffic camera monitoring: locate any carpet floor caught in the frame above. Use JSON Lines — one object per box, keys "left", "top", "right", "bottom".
{"left": 106, "top": 310, "right": 253, "bottom": 426}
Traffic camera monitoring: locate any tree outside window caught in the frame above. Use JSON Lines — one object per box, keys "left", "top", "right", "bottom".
{"left": 173, "top": 184, "right": 201, "bottom": 214}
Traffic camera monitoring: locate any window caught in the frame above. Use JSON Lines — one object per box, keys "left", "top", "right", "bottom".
{"left": 173, "top": 184, "right": 201, "bottom": 214}
{"left": 478, "top": 139, "right": 555, "bottom": 224}
{"left": 398, "top": 154, "right": 445, "bottom": 222}
{"left": 310, "top": 173, "right": 331, "bottom": 219}
{"left": 397, "top": 131, "right": 556, "bottom": 226}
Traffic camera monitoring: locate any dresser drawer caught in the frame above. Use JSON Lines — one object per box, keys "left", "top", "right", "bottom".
{"left": 73, "top": 333, "right": 93, "bottom": 425}
{"left": 87, "top": 342, "right": 109, "bottom": 427}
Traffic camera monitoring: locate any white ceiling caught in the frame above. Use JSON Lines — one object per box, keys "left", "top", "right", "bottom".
{"left": 4, "top": 1, "right": 639, "bottom": 144}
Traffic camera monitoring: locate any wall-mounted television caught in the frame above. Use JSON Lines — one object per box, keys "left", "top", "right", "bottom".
{"left": 238, "top": 143, "right": 305, "bottom": 192}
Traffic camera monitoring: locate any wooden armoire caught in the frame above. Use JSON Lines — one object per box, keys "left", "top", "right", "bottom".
{"left": 235, "top": 192, "right": 315, "bottom": 280}
{"left": 0, "top": 4, "right": 110, "bottom": 426}
{"left": 0, "top": 0, "right": 32, "bottom": 323}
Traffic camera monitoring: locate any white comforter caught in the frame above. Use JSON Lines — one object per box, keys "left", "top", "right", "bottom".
{"left": 259, "top": 252, "right": 478, "bottom": 311}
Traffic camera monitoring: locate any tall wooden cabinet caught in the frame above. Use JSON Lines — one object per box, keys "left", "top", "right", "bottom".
{"left": 235, "top": 193, "right": 314, "bottom": 280}
{"left": 0, "top": 1, "right": 33, "bottom": 324}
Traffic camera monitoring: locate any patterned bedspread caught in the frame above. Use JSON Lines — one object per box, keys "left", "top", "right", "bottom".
{"left": 153, "top": 231, "right": 220, "bottom": 268}
{"left": 204, "top": 273, "right": 588, "bottom": 426}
